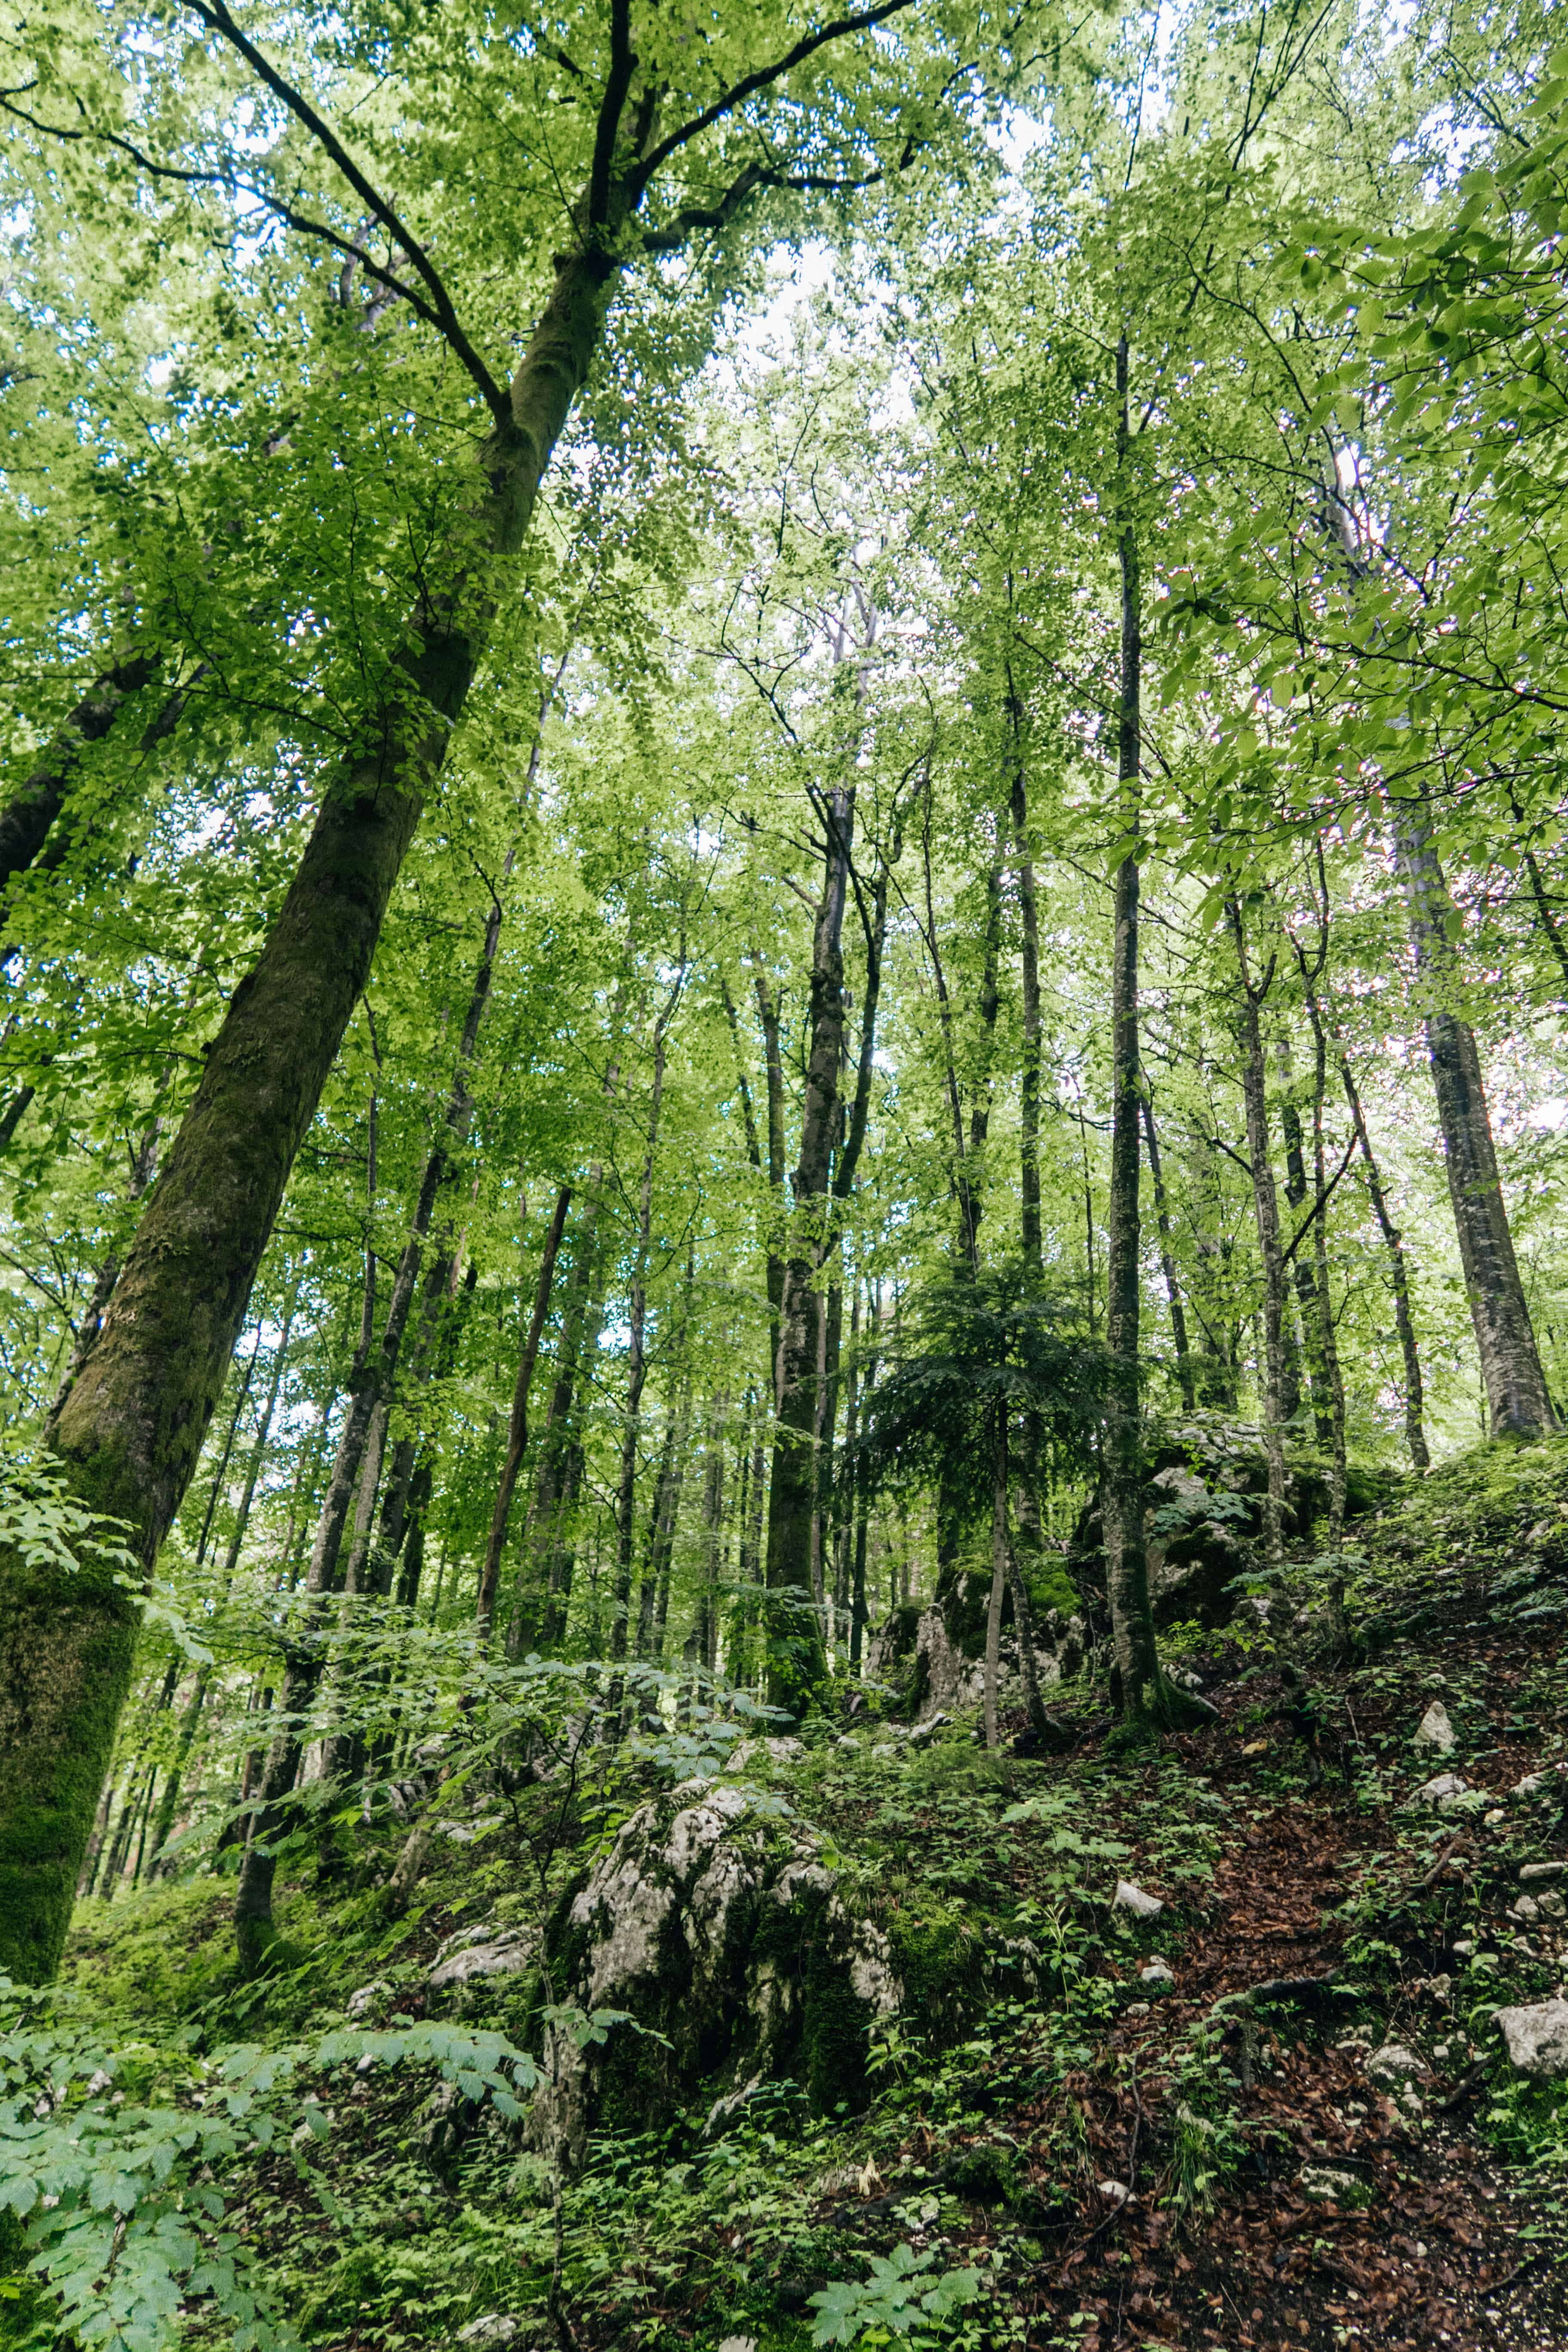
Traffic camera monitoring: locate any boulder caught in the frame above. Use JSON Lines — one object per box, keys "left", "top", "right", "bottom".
{"left": 1494, "top": 2000, "right": 1568, "bottom": 2079}
{"left": 1112, "top": 1880, "right": 1164, "bottom": 1919}
{"left": 533, "top": 1779, "right": 985, "bottom": 2166}
{"left": 1415, "top": 1702, "right": 1457, "bottom": 1755}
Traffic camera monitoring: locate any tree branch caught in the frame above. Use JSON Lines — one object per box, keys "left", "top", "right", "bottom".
{"left": 184, "top": 0, "right": 507, "bottom": 418}
{"left": 627, "top": 0, "right": 917, "bottom": 194}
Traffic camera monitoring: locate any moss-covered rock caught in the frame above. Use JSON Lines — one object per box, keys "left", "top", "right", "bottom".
{"left": 532, "top": 1777, "right": 991, "bottom": 2164}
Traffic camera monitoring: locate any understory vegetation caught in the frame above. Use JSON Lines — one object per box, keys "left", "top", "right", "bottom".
{"left": 5, "top": 0, "right": 1568, "bottom": 2343}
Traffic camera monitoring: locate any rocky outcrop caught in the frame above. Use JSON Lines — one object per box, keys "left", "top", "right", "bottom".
{"left": 1071, "top": 1418, "right": 1336, "bottom": 1630}
{"left": 532, "top": 1778, "right": 985, "bottom": 2165}
{"left": 864, "top": 1577, "right": 1084, "bottom": 1722}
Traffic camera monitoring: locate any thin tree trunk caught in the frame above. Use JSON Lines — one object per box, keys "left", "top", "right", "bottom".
{"left": 1102, "top": 344, "right": 1164, "bottom": 1722}
{"left": 76, "top": 1770, "right": 116, "bottom": 1901}
{"left": 476, "top": 1185, "right": 571, "bottom": 1638}
{"left": 983, "top": 1405, "right": 1009, "bottom": 1755}
{"left": 609, "top": 986, "right": 681, "bottom": 1697}
{"left": 1307, "top": 1013, "right": 1348, "bottom": 1544}
{"left": 1392, "top": 800, "right": 1556, "bottom": 1438}
{"left": 193, "top": 1321, "right": 266, "bottom": 1568}
{"left": 1006, "top": 664, "right": 1044, "bottom": 1283}
{"left": 150, "top": 1278, "right": 301, "bottom": 1871}
{"left": 1139, "top": 1096, "right": 1196, "bottom": 1411}
{"left": 1329, "top": 1020, "right": 1430, "bottom": 1468}
{"left": 1227, "top": 898, "right": 1288, "bottom": 1568}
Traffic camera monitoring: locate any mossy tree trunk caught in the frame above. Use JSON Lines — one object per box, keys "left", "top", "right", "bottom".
{"left": 0, "top": 238, "right": 616, "bottom": 1986}
{"left": 1139, "top": 1095, "right": 1197, "bottom": 1412}
{"left": 1393, "top": 802, "right": 1556, "bottom": 1439}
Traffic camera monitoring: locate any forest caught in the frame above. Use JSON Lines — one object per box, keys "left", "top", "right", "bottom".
{"left": 5, "top": 0, "right": 1568, "bottom": 2346}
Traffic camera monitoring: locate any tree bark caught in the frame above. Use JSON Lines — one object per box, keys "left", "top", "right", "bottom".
{"left": 764, "top": 768, "right": 854, "bottom": 1710}
{"left": 1227, "top": 899, "right": 1288, "bottom": 1568}
{"left": 983, "top": 1404, "right": 1008, "bottom": 1754}
{"left": 0, "top": 231, "right": 616, "bottom": 1984}
{"left": 1139, "top": 1096, "right": 1196, "bottom": 1411}
{"left": 0, "top": 651, "right": 165, "bottom": 895}
{"left": 1392, "top": 802, "right": 1556, "bottom": 1439}
{"left": 1331, "top": 1022, "right": 1430, "bottom": 1468}
{"left": 1102, "top": 345, "right": 1164, "bottom": 1722}
{"left": 1006, "top": 668, "right": 1044, "bottom": 1283}
{"left": 475, "top": 1185, "right": 571, "bottom": 1638}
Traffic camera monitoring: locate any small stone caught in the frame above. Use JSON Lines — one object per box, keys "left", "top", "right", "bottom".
{"left": 1424, "top": 1975, "right": 1452, "bottom": 2002}
{"left": 1113, "top": 1879, "right": 1164, "bottom": 1918}
{"left": 834, "top": 1734, "right": 861, "bottom": 1752}
{"left": 1125, "top": 2000, "right": 1151, "bottom": 2017}
{"left": 717, "top": 2338, "right": 758, "bottom": 2352}
{"left": 1365, "top": 2043, "right": 1426, "bottom": 2086}
{"left": 1542, "top": 1892, "right": 1567, "bottom": 1923}
{"left": 1139, "top": 1960, "right": 1176, "bottom": 1988}
{"left": 1513, "top": 1895, "right": 1542, "bottom": 1924}
{"left": 458, "top": 2320, "right": 520, "bottom": 2349}
{"left": 1495, "top": 1998, "right": 1568, "bottom": 2079}
{"left": 1451, "top": 1939, "right": 1475, "bottom": 1957}
{"left": 1299, "top": 2164, "right": 1372, "bottom": 2206}
{"left": 1415, "top": 1702, "right": 1457, "bottom": 1755}
{"left": 1484, "top": 1808, "right": 1507, "bottom": 1827}
{"left": 1521, "top": 1862, "right": 1566, "bottom": 1885}
{"left": 346, "top": 1979, "right": 392, "bottom": 2019}
{"left": 1096, "top": 2178, "right": 1131, "bottom": 2205}
{"left": 1413, "top": 1772, "right": 1469, "bottom": 1809}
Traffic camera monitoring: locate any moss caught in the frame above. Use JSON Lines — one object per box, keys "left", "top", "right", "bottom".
{"left": 1024, "top": 1555, "right": 1081, "bottom": 1618}
{"left": 882, "top": 1898, "right": 984, "bottom": 2036}
{"left": 61, "top": 1878, "right": 236, "bottom": 2029}
{"left": 799, "top": 1956, "right": 874, "bottom": 2113}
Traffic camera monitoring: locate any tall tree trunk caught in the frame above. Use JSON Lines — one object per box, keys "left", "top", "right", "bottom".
{"left": 1276, "top": 1065, "right": 1317, "bottom": 1434}
{"left": 1139, "top": 1096, "right": 1196, "bottom": 1411}
{"left": 149, "top": 1277, "right": 300, "bottom": 1871}
{"left": 765, "top": 768, "right": 854, "bottom": 1710}
{"left": 1329, "top": 1019, "right": 1430, "bottom": 1468}
{"left": 610, "top": 979, "right": 683, "bottom": 1694}
{"left": 1306, "top": 1011, "right": 1348, "bottom": 1544}
{"left": 1392, "top": 802, "right": 1556, "bottom": 1438}
{"left": 694, "top": 1393, "right": 729, "bottom": 1675}
{"left": 1227, "top": 899, "right": 1288, "bottom": 1568}
{"left": 193, "top": 1320, "right": 267, "bottom": 1568}
{"left": 476, "top": 1185, "right": 571, "bottom": 1638}
{"left": 511, "top": 1190, "right": 603, "bottom": 1655}
{"left": 1006, "top": 664, "right": 1044, "bottom": 1283}
{"left": 0, "top": 230, "right": 617, "bottom": 1983}
{"left": 1102, "top": 374, "right": 1163, "bottom": 1720}
{"left": 983, "top": 1403, "right": 1009, "bottom": 1755}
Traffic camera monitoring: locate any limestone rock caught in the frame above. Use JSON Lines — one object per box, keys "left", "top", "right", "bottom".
{"left": 346, "top": 1978, "right": 393, "bottom": 2019}
{"left": 1414, "top": 1702, "right": 1456, "bottom": 1755}
{"left": 1521, "top": 1861, "right": 1566, "bottom": 1885}
{"left": 533, "top": 1779, "right": 981, "bottom": 2166}
{"left": 1365, "top": 2043, "right": 1426, "bottom": 2086}
{"left": 1412, "top": 1772, "right": 1469, "bottom": 1809}
{"left": 1300, "top": 2165, "right": 1372, "bottom": 2206}
{"left": 1139, "top": 1960, "right": 1176, "bottom": 1990}
{"left": 1494, "top": 1999, "right": 1568, "bottom": 2079}
{"left": 1113, "top": 1880, "right": 1164, "bottom": 1918}
{"left": 428, "top": 1924, "right": 537, "bottom": 1992}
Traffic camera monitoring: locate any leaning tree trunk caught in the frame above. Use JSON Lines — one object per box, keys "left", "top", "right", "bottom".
{"left": 1101, "top": 349, "right": 1164, "bottom": 1724}
{"left": 1393, "top": 802, "right": 1556, "bottom": 1439}
{"left": 0, "top": 650, "right": 169, "bottom": 897}
{"left": 0, "top": 239, "right": 616, "bottom": 1982}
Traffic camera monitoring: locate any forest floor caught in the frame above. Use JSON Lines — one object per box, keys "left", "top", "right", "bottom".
{"left": 30, "top": 1435, "right": 1568, "bottom": 2352}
